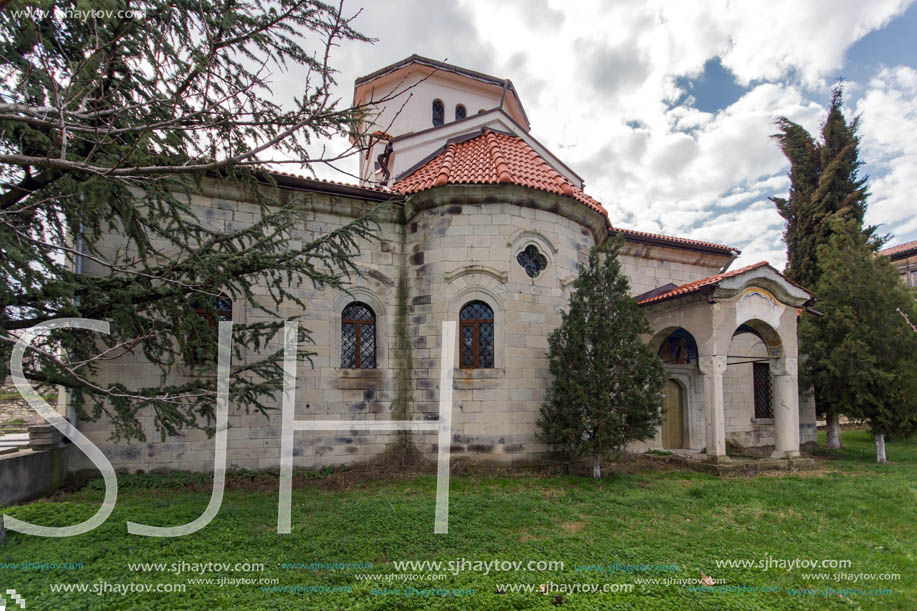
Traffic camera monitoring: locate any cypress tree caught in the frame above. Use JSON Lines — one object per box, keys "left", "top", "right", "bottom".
{"left": 770, "top": 87, "right": 881, "bottom": 448}
{"left": 537, "top": 241, "right": 666, "bottom": 477}
{"left": 802, "top": 218, "right": 917, "bottom": 462}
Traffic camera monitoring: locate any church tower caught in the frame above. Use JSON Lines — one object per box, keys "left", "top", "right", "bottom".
{"left": 352, "top": 55, "right": 535, "bottom": 186}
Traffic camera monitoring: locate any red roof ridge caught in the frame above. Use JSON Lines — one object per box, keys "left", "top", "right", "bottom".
{"left": 433, "top": 142, "right": 456, "bottom": 188}
{"left": 485, "top": 130, "right": 514, "bottom": 183}
{"left": 529, "top": 141, "right": 573, "bottom": 195}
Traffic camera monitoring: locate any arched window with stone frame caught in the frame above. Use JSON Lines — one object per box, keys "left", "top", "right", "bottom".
{"left": 341, "top": 302, "right": 376, "bottom": 368}
{"left": 459, "top": 300, "right": 494, "bottom": 369}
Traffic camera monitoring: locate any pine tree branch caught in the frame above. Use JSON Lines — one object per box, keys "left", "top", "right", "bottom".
{"left": 898, "top": 308, "right": 917, "bottom": 334}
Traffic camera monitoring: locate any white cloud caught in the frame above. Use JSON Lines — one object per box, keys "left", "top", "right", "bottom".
{"left": 857, "top": 66, "right": 917, "bottom": 245}
{"left": 302, "top": 0, "right": 917, "bottom": 268}
{"left": 710, "top": 0, "right": 911, "bottom": 86}
{"left": 462, "top": 0, "right": 914, "bottom": 268}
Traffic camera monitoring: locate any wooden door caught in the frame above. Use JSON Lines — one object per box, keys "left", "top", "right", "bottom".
{"left": 662, "top": 379, "right": 684, "bottom": 449}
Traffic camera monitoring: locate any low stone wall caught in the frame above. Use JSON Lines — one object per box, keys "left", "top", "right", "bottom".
{"left": 0, "top": 447, "right": 69, "bottom": 506}
{"left": 0, "top": 382, "right": 53, "bottom": 431}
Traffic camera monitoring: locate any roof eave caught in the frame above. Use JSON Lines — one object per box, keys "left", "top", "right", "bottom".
{"left": 266, "top": 172, "right": 399, "bottom": 202}
{"left": 611, "top": 228, "right": 738, "bottom": 256}
{"left": 883, "top": 246, "right": 917, "bottom": 261}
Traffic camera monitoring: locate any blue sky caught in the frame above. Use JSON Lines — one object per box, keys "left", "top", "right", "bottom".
{"left": 302, "top": 0, "right": 917, "bottom": 269}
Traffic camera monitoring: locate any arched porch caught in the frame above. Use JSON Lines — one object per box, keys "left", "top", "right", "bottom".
{"left": 639, "top": 262, "right": 815, "bottom": 462}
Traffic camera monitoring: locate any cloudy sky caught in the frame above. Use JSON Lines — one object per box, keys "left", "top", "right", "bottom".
{"left": 307, "top": 0, "right": 917, "bottom": 268}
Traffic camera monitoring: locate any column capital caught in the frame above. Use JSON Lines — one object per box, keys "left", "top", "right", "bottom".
{"left": 698, "top": 355, "right": 727, "bottom": 375}
{"left": 771, "top": 356, "right": 798, "bottom": 376}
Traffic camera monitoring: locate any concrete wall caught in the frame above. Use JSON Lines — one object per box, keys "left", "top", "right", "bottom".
{"left": 75, "top": 181, "right": 623, "bottom": 472}
{"left": 73, "top": 183, "right": 408, "bottom": 474}
{"left": 799, "top": 389, "right": 817, "bottom": 447}
{"left": 0, "top": 448, "right": 68, "bottom": 506}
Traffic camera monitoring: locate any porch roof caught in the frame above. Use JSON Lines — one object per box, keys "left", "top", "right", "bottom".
{"left": 637, "top": 261, "right": 814, "bottom": 306}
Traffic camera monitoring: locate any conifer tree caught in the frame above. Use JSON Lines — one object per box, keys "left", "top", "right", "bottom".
{"left": 0, "top": 1, "right": 399, "bottom": 440}
{"left": 770, "top": 87, "right": 881, "bottom": 448}
{"left": 537, "top": 241, "right": 666, "bottom": 478}
{"left": 802, "top": 218, "right": 917, "bottom": 463}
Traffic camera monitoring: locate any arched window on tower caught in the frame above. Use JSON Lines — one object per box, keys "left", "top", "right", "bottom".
{"left": 432, "top": 99, "right": 444, "bottom": 127}
{"left": 455, "top": 104, "right": 467, "bottom": 120}
{"left": 460, "top": 301, "right": 494, "bottom": 369}
{"left": 341, "top": 302, "right": 376, "bottom": 368}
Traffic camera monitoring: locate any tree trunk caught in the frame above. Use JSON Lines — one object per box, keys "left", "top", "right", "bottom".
{"left": 875, "top": 433, "right": 886, "bottom": 464}
{"left": 826, "top": 412, "right": 842, "bottom": 449}
{"left": 0, "top": 519, "right": 5, "bottom": 543}
{"left": 592, "top": 451, "right": 601, "bottom": 478}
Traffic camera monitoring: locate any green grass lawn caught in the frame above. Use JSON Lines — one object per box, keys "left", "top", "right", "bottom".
{"left": 1, "top": 430, "right": 914, "bottom": 610}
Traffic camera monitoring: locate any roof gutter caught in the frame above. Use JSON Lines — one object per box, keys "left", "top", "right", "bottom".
{"left": 884, "top": 246, "right": 917, "bottom": 261}
{"left": 804, "top": 304, "right": 824, "bottom": 316}
{"left": 719, "top": 249, "right": 740, "bottom": 273}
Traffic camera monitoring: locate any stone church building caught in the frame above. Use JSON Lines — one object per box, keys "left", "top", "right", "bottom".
{"left": 72, "top": 56, "right": 818, "bottom": 474}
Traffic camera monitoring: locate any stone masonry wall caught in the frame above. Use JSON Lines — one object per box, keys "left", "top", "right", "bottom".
{"left": 71, "top": 181, "right": 746, "bottom": 474}
{"left": 400, "top": 185, "right": 601, "bottom": 463}
{"left": 72, "top": 184, "right": 406, "bottom": 474}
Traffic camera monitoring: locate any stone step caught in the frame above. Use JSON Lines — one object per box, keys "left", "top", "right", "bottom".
{"left": 27, "top": 424, "right": 58, "bottom": 434}
{"left": 27, "top": 431, "right": 61, "bottom": 439}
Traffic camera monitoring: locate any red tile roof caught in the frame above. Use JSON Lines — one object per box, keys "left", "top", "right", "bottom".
{"left": 610, "top": 226, "right": 737, "bottom": 254}
{"left": 391, "top": 130, "right": 608, "bottom": 217}
{"left": 265, "top": 138, "right": 736, "bottom": 257}
{"left": 638, "top": 261, "right": 772, "bottom": 305}
{"left": 880, "top": 239, "right": 917, "bottom": 259}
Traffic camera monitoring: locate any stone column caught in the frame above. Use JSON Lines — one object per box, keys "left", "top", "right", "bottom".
{"left": 698, "top": 355, "right": 728, "bottom": 463}
{"left": 771, "top": 356, "right": 800, "bottom": 458}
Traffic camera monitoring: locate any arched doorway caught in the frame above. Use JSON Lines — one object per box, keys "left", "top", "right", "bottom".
{"left": 654, "top": 328, "right": 697, "bottom": 450}
{"left": 661, "top": 379, "right": 685, "bottom": 449}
